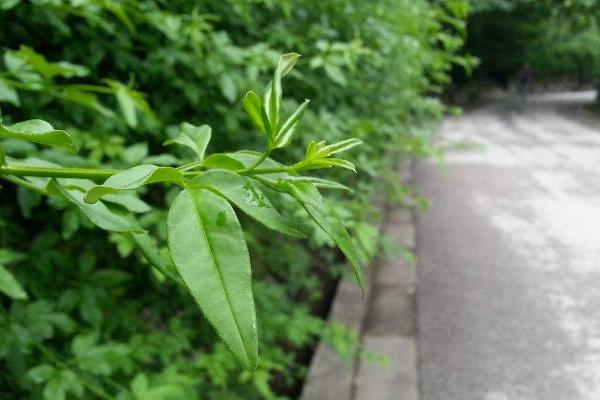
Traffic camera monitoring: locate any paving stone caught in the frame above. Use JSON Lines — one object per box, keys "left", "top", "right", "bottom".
{"left": 329, "top": 273, "right": 372, "bottom": 331}
{"left": 303, "top": 198, "right": 419, "bottom": 400}
{"left": 354, "top": 335, "right": 419, "bottom": 400}
{"left": 377, "top": 256, "right": 416, "bottom": 288}
{"left": 301, "top": 344, "right": 354, "bottom": 400}
{"left": 364, "top": 286, "right": 415, "bottom": 337}
{"left": 388, "top": 208, "right": 413, "bottom": 224}
{"left": 301, "top": 271, "right": 373, "bottom": 400}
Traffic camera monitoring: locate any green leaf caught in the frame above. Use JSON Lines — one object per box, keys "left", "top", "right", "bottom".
{"left": 0, "top": 264, "right": 27, "bottom": 300}
{"left": 60, "top": 89, "right": 115, "bottom": 117}
{"left": 26, "top": 365, "right": 55, "bottom": 384}
{"left": 167, "top": 188, "right": 257, "bottom": 370}
{"left": 0, "top": 120, "right": 76, "bottom": 152}
{"left": 43, "top": 374, "right": 67, "bottom": 400}
{"left": 281, "top": 181, "right": 364, "bottom": 294}
{"left": 323, "top": 138, "right": 363, "bottom": 155}
{"left": 130, "top": 232, "right": 181, "bottom": 283}
{"left": 48, "top": 179, "right": 143, "bottom": 232}
{"left": 278, "top": 52, "right": 302, "bottom": 77}
{"left": 297, "top": 158, "right": 357, "bottom": 172}
{"left": 164, "top": 123, "right": 212, "bottom": 161}
{"left": 0, "top": 248, "right": 26, "bottom": 264}
{"left": 279, "top": 176, "right": 352, "bottom": 192}
{"left": 190, "top": 170, "right": 307, "bottom": 238}
{"left": 242, "top": 91, "right": 270, "bottom": 137}
{"left": 274, "top": 99, "right": 309, "bottom": 149}
{"left": 202, "top": 153, "right": 246, "bottom": 171}
{"left": 84, "top": 165, "right": 185, "bottom": 203}
{"left": 105, "top": 80, "right": 156, "bottom": 127}
{"left": 123, "top": 143, "right": 148, "bottom": 165}
{"left": 0, "top": 78, "right": 19, "bottom": 106}
{"left": 116, "top": 85, "right": 137, "bottom": 127}
{"left": 318, "top": 158, "right": 357, "bottom": 172}
{"left": 219, "top": 74, "right": 237, "bottom": 103}
{"left": 102, "top": 193, "right": 151, "bottom": 213}
{"left": 264, "top": 53, "right": 301, "bottom": 133}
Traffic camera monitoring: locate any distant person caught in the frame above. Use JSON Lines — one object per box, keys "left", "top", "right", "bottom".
{"left": 519, "top": 63, "right": 533, "bottom": 102}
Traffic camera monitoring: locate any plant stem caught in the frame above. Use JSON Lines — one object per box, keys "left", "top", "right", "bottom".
{"left": 0, "top": 164, "right": 292, "bottom": 180}
{"left": 243, "top": 150, "right": 269, "bottom": 171}
{"left": 0, "top": 165, "right": 120, "bottom": 179}
{"left": 239, "top": 166, "right": 291, "bottom": 175}
{"left": 0, "top": 175, "right": 49, "bottom": 195}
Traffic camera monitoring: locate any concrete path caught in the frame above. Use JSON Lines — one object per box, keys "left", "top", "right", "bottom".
{"left": 416, "top": 91, "right": 600, "bottom": 400}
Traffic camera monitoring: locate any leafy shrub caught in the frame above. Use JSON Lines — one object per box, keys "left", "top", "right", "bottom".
{"left": 0, "top": 1, "right": 469, "bottom": 398}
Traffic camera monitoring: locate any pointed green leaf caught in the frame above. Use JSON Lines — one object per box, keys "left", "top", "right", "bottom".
{"left": 277, "top": 53, "right": 301, "bottom": 78}
{"left": 130, "top": 232, "right": 182, "bottom": 283}
{"left": 320, "top": 158, "right": 357, "bottom": 172}
{"left": 297, "top": 158, "right": 357, "bottom": 172}
{"left": 279, "top": 176, "right": 352, "bottom": 192}
{"left": 264, "top": 53, "right": 301, "bottom": 134}
{"left": 322, "top": 138, "right": 363, "bottom": 155}
{"left": 0, "top": 78, "right": 19, "bottom": 106}
{"left": 274, "top": 99, "right": 309, "bottom": 149}
{"left": 0, "top": 120, "right": 76, "bottom": 152}
{"left": 102, "top": 193, "right": 151, "bottom": 213}
{"left": 116, "top": 85, "right": 138, "bottom": 127}
{"left": 48, "top": 179, "right": 143, "bottom": 232}
{"left": 202, "top": 154, "right": 246, "bottom": 171}
{"left": 167, "top": 188, "right": 258, "bottom": 370}
{"left": 282, "top": 181, "right": 364, "bottom": 294}
{"left": 0, "top": 264, "right": 27, "bottom": 300}
{"left": 84, "top": 165, "right": 184, "bottom": 204}
{"left": 164, "top": 123, "right": 212, "bottom": 161}
{"left": 0, "top": 248, "right": 26, "bottom": 265}
{"left": 190, "top": 170, "right": 306, "bottom": 238}
{"left": 242, "top": 91, "right": 270, "bottom": 137}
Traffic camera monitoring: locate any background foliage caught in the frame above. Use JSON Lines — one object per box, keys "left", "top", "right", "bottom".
{"left": 465, "top": 0, "right": 600, "bottom": 87}
{"left": 0, "top": 1, "right": 469, "bottom": 398}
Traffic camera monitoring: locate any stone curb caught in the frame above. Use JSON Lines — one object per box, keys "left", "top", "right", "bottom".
{"left": 301, "top": 159, "right": 418, "bottom": 400}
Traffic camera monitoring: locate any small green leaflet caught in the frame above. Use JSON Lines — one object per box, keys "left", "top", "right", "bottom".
{"left": 202, "top": 154, "right": 246, "bottom": 171}
{"left": 273, "top": 99, "right": 309, "bottom": 149}
{"left": 104, "top": 79, "right": 156, "bottom": 128}
{"left": 164, "top": 123, "right": 212, "bottom": 161}
{"left": 190, "top": 169, "right": 307, "bottom": 238}
{"left": 167, "top": 188, "right": 258, "bottom": 370}
{"left": 0, "top": 119, "right": 76, "bottom": 152}
{"left": 129, "top": 232, "right": 181, "bottom": 284}
{"left": 242, "top": 91, "right": 270, "bottom": 137}
{"left": 0, "top": 249, "right": 27, "bottom": 300}
{"left": 264, "top": 53, "right": 300, "bottom": 134}
{"left": 0, "top": 78, "right": 19, "bottom": 106}
{"left": 279, "top": 176, "right": 352, "bottom": 192}
{"left": 281, "top": 181, "right": 364, "bottom": 294}
{"left": 48, "top": 179, "right": 143, "bottom": 233}
{"left": 84, "top": 165, "right": 184, "bottom": 204}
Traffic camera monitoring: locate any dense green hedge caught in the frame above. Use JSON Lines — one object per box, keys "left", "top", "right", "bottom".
{"left": 0, "top": 1, "right": 469, "bottom": 399}
{"left": 466, "top": 0, "right": 600, "bottom": 85}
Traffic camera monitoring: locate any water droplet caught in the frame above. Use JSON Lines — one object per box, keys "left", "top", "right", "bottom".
{"left": 242, "top": 182, "right": 268, "bottom": 208}
{"left": 216, "top": 211, "right": 227, "bottom": 226}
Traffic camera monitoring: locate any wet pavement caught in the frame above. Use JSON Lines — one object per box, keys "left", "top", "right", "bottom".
{"left": 416, "top": 91, "right": 600, "bottom": 400}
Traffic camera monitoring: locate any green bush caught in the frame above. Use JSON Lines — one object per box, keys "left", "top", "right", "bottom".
{"left": 0, "top": 1, "right": 469, "bottom": 398}
{"left": 466, "top": 0, "right": 600, "bottom": 85}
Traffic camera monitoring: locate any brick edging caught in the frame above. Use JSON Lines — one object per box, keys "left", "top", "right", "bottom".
{"left": 301, "top": 158, "right": 418, "bottom": 400}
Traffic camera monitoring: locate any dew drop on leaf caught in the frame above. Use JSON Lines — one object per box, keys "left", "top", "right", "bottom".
{"left": 216, "top": 211, "right": 227, "bottom": 226}
{"left": 242, "top": 183, "right": 268, "bottom": 208}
